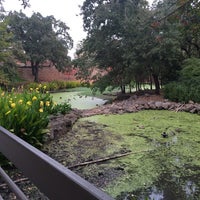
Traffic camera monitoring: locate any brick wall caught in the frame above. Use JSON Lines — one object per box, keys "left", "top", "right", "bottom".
{"left": 17, "top": 65, "right": 77, "bottom": 83}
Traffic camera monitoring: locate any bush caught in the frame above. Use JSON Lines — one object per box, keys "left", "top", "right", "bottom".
{"left": 164, "top": 58, "right": 200, "bottom": 103}
{"left": 0, "top": 86, "right": 72, "bottom": 165}
{"left": 50, "top": 102, "right": 71, "bottom": 115}
{"left": 0, "top": 88, "right": 53, "bottom": 148}
{"left": 164, "top": 82, "right": 200, "bottom": 103}
{"left": 25, "top": 81, "right": 82, "bottom": 91}
{"left": 65, "top": 81, "right": 81, "bottom": 88}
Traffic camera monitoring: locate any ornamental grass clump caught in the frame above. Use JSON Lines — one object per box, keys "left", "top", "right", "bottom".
{"left": 0, "top": 86, "right": 54, "bottom": 148}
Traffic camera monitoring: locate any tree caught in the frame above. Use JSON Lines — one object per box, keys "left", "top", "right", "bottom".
{"left": 77, "top": 0, "right": 150, "bottom": 94}
{"left": 77, "top": 0, "right": 199, "bottom": 95}
{"left": 0, "top": 14, "right": 23, "bottom": 88}
{"left": 8, "top": 11, "right": 73, "bottom": 82}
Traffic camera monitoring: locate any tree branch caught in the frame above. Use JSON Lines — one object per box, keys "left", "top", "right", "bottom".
{"left": 68, "top": 149, "right": 152, "bottom": 169}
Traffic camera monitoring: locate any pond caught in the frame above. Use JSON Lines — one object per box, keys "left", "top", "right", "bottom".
{"left": 50, "top": 90, "right": 108, "bottom": 109}
{"left": 78, "top": 110, "right": 200, "bottom": 200}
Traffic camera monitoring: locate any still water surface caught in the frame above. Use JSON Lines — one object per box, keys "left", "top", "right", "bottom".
{"left": 51, "top": 91, "right": 107, "bottom": 109}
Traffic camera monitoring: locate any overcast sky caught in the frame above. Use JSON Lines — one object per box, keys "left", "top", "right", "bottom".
{"left": 3, "top": 0, "right": 86, "bottom": 58}
{"left": 3, "top": 0, "right": 153, "bottom": 59}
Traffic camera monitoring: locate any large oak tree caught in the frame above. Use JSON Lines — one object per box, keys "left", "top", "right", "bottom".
{"left": 8, "top": 11, "right": 73, "bottom": 82}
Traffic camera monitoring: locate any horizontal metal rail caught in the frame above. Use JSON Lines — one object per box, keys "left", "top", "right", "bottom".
{"left": 0, "top": 126, "right": 114, "bottom": 200}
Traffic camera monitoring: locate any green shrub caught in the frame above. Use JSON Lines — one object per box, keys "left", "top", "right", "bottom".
{"left": 0, "top": 86, "right": 72, "bottom": 165}
{"left": 50, "top": 102, "right": 71, "bottom": 115}
{"left": 65, "top": 81, "right": 81, "bottom": 88}
{"left": 164, "top": 82, "right": 200, "bottom": 103}
{"left": 164, "top": 58, "right": 200, "bottom": 103}
{"left": 25, "top": 81, "right": 82, "bottom": 92}
{"left": 0, "top": 88, "right": 53, "bottom": 148}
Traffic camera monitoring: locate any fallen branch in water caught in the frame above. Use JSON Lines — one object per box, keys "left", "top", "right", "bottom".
{"left": 0, "top": 149, "right": 152, "bottom": 188}
{"left": 68, "top": 149, "right": 152, "bottom": 169}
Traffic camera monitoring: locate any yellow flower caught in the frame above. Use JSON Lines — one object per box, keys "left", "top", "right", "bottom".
{"left": 11, "top": 103, "right": 16, "bottom": 108}
{"left": 39, "top": 108, "right": 43, "bottom": 113}
{"left": 26, "top": 101, "right": 32, "bottom": 106}
{"left": 36, "top": 87, "right": 39, "bottom": 91}
{"left": 32, "top": 96, "right": 37, "bottom": 101}
{"left": 1, "top": 92, "right": 5, "bottom": 96}
{"left": 5, "top": 110, "right": 11, "bottom": 115}
{"left": 43, "top": 85, "right": 47, "bottom": 89}
{"left": 40, "top": 101, "right": 44, "bottom": 107}
{"left": 45, "top": 101, "right": 50, "bottom": 107}
{"left": 18, "top": 99, "right": 23, "bottom": 104}
{"left": 30, "top": 88, "right": 33, "bottom": 91}
{"left": 39, "top": 84, "right": 42, "bottom": 88}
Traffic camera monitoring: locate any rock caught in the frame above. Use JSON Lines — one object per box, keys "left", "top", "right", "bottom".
{"left": 190, "top": 108, "right": 197, "bottom": 113}
{"left": 162, "top": 102, "right": 171, "bottom": 109}
{"left": 47, "top": 94, "right": 200, "bottom": 141}
{"left": 155, "top": 101, "right": 163, "bottom": 109}
{"left": 48, "top": 110, "right": 81, "bottom": 141}
{"left": 189, "top": 100, "right": 194, "bottom": 104}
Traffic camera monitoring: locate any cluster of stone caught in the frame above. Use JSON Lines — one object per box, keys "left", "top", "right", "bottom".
{"left": 48, "top": 94, "right": 200, "bottom": 140}
{"left": 81, "top": 95, "right": 200, "bottom": 116}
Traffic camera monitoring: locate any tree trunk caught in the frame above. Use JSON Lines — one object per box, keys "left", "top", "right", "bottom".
{"left": 34, "top": 65, "right": 39, "bottom": 82}
{"left": 149, "top": 74, "right": 153, "bottom": 90}
{"left": 120, "top": 85, "right": 126, "bottom": 94}
{"left": 152, "top": 74, "right": 160, "bottom": 94}
{"left": 32, "top": 64, "right": 39, "bottom": 82}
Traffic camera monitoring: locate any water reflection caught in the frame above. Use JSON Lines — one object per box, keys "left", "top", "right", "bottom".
{"left": 116, "top": 159, "right": 200, "bottom": 200}
{"left": 51, "top": 91, "right": 107, "bottom": 109}
{"left": 115, "top": 137, "right": 200, "bottom": 200}
{"left": 117, "top": 171, "right": 199, "bottom": 199}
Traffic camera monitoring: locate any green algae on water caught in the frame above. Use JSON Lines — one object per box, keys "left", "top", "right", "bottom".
{"left": 80, "top": 110, "right": 200, "bottom": 199}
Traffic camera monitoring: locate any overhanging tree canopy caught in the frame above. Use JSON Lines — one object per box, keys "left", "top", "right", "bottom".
{"left": 75, "top": 0, "right": 199, "bottom": 94}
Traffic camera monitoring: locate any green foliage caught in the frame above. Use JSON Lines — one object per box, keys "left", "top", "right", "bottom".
{"left": 0, "top": 16, "right": 22, "bottom": 87}
{"left": 25, "top": 81, "right": 82, "bottom": 92}
{"left": 164, "top": 58, "right": 200, "bottom": 103}
{"left": 49, "top": 102, "right": 71, "bottom": 115}
{"left": 0, "top": 85, "right": 72, "bottom": 165}
{"left": 65, "top": 81, "right": 81, "bottom": 89}
{"left": 76, "top": 0, "right": 200, "bottom": 95}
{"left": 164, "top": 82, "right": 200, "bottom": 103}
{"left": 180, "top": 58, "right": 200, "bottom": 81}
{"left": 0, "top": 88, "right": 53, "bottom": 148}
{"left": 8, "top": 11, "right": 73, "bottom": 82}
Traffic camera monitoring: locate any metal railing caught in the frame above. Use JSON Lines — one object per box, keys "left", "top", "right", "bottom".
{"left": 0, "top": 126, "right": 114, "bottom": 200}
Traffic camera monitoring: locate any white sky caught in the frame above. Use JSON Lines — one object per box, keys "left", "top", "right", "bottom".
{"left": 3, "top": 0, "right": 153, "bottom": 59}
{"left": 3, "top": 0, "right": 86, "bottom": 58}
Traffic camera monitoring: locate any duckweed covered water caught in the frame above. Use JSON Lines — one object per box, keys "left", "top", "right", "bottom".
{"left": 81, "top": 110, "right": 200, "bottom": 200}
{"left": 51, "top": 91, "right": 107, "bottom": 109}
